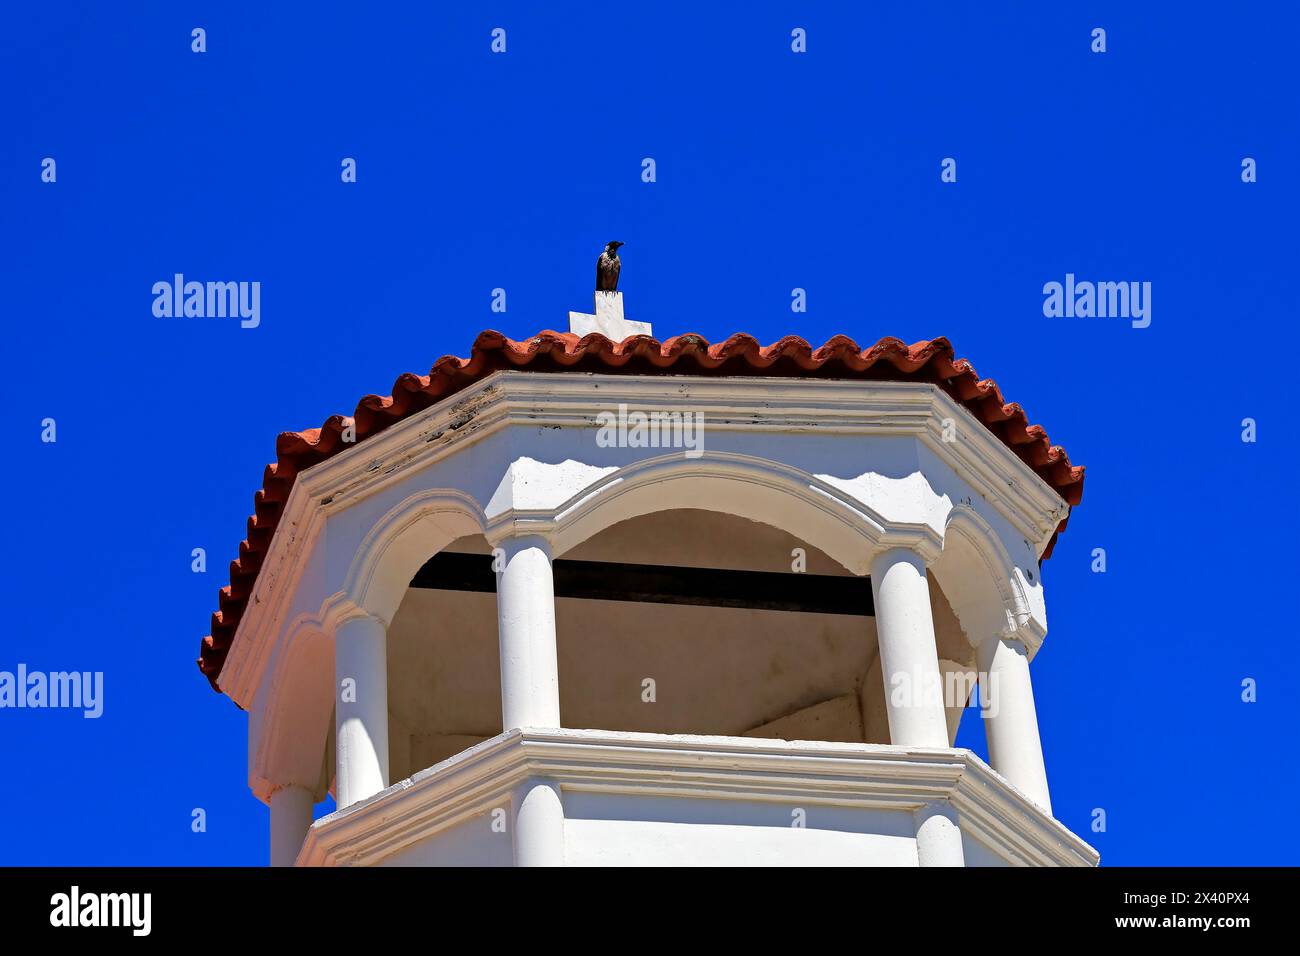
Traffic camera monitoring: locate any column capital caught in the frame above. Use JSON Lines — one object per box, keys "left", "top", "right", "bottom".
{"left": 870, "top": 534, "right": 942, "bottom": 571}
{"left": 483, "top": 517, "right": 559, "bottom": 551}
{"left": 976, "top": 631, "right": 1037, "bottom": 669}
{"left": 485, "top": 529, "right": 557, "bottom": 557}
{"left": 252, "top": 774, "right": 319, "bottom": 805}
{"left": 320, "top": 592, "right": 390, "bottom": 635}
{"left": 992, "top": 617, "right": 1046, "bottom": 658}
{"left": 870, "top": 546, "right": 929, "bottom": 578}
{"left": 984, "top": 630, "right": 1025, "bottom": 650}
{"left": 267, "top": 780, "right": 314, "bottom": 799}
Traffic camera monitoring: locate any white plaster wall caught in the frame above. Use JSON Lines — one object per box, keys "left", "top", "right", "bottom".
{"left": 369, "top": 792, "right": 956, "bottom": 867}
{"left": 557, "top": 597, "right": 874, "bottom": 737}
{"left": 961, "top": 830, "right": 1012, "bottom": 867}
{"left": 563, "top": 791, "right": 919, "bottom": 866}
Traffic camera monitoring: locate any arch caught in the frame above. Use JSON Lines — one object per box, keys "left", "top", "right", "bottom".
{"left": 342, "top": 489, "right": 487, "bottom": 625}
{"left": 252, "top": 615, "right": 334, "bottom": 802}
{"left": 253, "top": 491, "right": 487, "bottom": 801}
{"left": 545, "top": 451, "right": 937, "bottom": 576}
{"left": 930, "top": 504, "right": 1035, "bottom": 657}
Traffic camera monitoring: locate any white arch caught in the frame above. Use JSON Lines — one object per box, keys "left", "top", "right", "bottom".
{"left": 252, "top": 489, "right": 487, "bottom": 800}
{"left": 542, "top": 451, "right": 940, "bottom": 576}
{"left": 342, "top": 488, "right": 487, "bottom": 625}
{"left": 930, "top": 504, "right": 1037, "bottom": 655}
{"left": 251, "top": 614, "right": 333, "bottom": 802}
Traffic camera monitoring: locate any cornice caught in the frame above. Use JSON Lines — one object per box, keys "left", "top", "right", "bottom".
{"left": 296, "top": 729, "right": 1098, "bottom": 867}
{"left": 295, "top": 373, "right": 1066, "bottom": 538}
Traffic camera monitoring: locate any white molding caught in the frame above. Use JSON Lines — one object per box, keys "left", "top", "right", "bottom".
{"left": 340, "top": 488, "right": 487, "bottom": 627}
{"left": 296, "top": 729, "right": 1098, "bottom": 867}
{"left": 219, "top": 496, "right": 328, "bottom": 710}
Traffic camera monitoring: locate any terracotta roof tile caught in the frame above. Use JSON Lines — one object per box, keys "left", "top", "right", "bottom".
{"left": 198, "top": 331, "right": 1084, "bottom": 693}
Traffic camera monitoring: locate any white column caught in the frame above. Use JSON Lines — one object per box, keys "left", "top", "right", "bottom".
{"left": 913, "top": 802, "right": 965, "bottom": 867}
{"left": 512, "top": 777, "right": 565, "bottom": 867}
{"left": 494, "top": 533, "right": 564, "bottom": 865}
{"left": 869, "top": 548, "right": 949, "bottom": 748}
{"left": 269, "top": 784, "right": 313, "bottom": 867}
{"left": 977, "top": 635, "right": 1052, "bottom": 814}
{"left": 334, "top": 613, "right": 390, "bottom": 809}
{"left": 494, "top": 534, "right": 561, "bottom": 730}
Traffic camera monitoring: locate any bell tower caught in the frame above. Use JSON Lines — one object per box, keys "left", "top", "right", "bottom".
{"left": 203, "top": 304, "right": 1093, "bottom": 867}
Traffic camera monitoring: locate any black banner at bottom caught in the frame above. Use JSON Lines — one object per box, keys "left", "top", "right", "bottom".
{"left": 0, "top": 866, "right": 1286, "bottom": 941}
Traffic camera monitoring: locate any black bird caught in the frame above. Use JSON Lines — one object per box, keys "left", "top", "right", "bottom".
{"left": 596, "top": 241, "right": 624, "bottom": 291}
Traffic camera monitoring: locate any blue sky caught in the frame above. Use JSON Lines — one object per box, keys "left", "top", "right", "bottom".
{"left": 1, "top": 3, "right": 1296, "bottom": 865}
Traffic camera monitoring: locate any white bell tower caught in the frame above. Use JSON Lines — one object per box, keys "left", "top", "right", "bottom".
{"left": 203, "top": 308, "right": 1094, "bottom": 867}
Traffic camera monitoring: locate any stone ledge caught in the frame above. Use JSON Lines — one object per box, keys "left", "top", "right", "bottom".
{"left": 297, "top": 728, "right": 1098, "bottom": 867}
